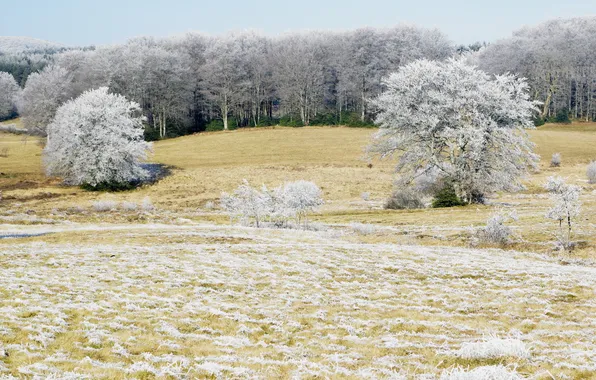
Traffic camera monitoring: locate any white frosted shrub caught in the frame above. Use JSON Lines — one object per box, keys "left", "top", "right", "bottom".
{"left": 361, "top": 192, "right": 370, "bottom": 201}
{"left": 587, "top": 161, "right": 596, "bottom": 184}
{"left": 476, "top": 210, "right": 517, "bottom": 246}
{"left": 221, "top": 180, "right": 323, "bottom": 229}
{"left": 350, "top": 222, "right": 377, "bottom": 235}
{"left": 283, "top": 180, "right": 323, "bottom": 226}
{"left": 141, "top": 197, "right": 155, "bottom": 212}
{"left": 92, "top": 200, "right": 118, "bottom": 212}
{"left": 120, "top": 201, "right": 138, "bottom": 211}
{"left": 550, "top": 152, "right": 561, "bottom": 167}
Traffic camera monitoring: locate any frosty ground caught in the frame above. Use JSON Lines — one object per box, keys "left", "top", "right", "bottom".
{"left": 1, "top": 123, "right": 596, "bottom": 379}
{"left": 1, "top": 222, "right": 595, "bottom": 379}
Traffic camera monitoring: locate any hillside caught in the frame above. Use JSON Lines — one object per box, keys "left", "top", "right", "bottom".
{"left": 0, "top": 36, "right": 64, "bottom": 53}
{"left": 1, "top": 121, "right": 595, "bottom": 255}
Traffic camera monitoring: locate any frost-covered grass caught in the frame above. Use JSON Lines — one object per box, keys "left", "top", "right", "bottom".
{"left": 456, "top": 336, "right": 530, "bottom": 360}
{"left": 439, "top": 365, "right": 524, "bottom": 380}
{"left": 0, "top": 223, "right": 595, "bottom": 378}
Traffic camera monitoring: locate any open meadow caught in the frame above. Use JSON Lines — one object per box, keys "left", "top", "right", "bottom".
{"left": 1, "top": 121, "right": 596, "bottom": 378}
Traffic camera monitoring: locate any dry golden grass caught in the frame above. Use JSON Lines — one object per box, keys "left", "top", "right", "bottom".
{"left": 1, "top": 121, "right": 595, "bottom": 256}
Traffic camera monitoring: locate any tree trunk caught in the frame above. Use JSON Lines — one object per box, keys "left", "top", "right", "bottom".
{"left": 222, "top": 94, "right": 228, "bottom": 131}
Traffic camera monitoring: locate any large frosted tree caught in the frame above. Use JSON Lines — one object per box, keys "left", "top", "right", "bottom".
{"left": 369, "top": 59, "right": 540, "bottom": 203}
{"left": 44, "top": 87, "right": 151, "bottom": 187}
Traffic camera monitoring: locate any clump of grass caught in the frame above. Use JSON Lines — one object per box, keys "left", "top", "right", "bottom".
{"left": 456, "top": 336, "right": 530, "bottom": 360}
{"left": 550, "top": 152, "right": 561, "bottom": 167}
{"left": 587, "top": 161, "right": 596, "bottom": 184}
{"left": 440, "top": 365, "right": 524, "bottom": 380}
{"left": 120, "top": 201, "right": 138, "bottom": 212}
{"left": 350, "top": 222, "right": 377, "bottom": 235}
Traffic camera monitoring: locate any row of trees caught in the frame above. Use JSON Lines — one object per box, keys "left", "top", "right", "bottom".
{"left": 11, "top": 27, "right": 453, "bottom": 138}
{"left": 473, "top": 16, "right": 596, "bottom": 122}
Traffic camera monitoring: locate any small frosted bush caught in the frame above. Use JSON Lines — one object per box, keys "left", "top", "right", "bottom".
{"left": 120, "top": 201, "right": 138, "bottom": 211}
{"left": 476, "top": 211, "right": 517, "bottom": 246}
{"left": 361, "top": 192, "right": 370, "bottom": 201}
{"left": 221, "top": 180, "right": 323, "bottom": 229}
{"left": 92, "top": 200, "right": 118, "bottom": 212}
{"left": 384, "top": 189, "right": 424, "bottom": 209}
{"left": 587, "top": 161, "right": 596, "bottom": 184}
{"left": 440, "top": 365, "right": 523, "bottom": 380}
{"left": 141, "top": 197, "right": 155, "bottom": 212}
{"left": 350, "top": 222, "right": 377, "bottom": 235}
{"left": 456, "top": 336, "right": 530, "bottom": 360}
{"left": 550, "top": 152, "right": 561, "bottom": 167}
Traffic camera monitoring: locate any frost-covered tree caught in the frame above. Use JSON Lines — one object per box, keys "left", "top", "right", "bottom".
{"left": 369, "top": 58, "right": 540, "bottom": 203}
{"left": 18, "top": 65, "right": 73, "bottom": 136}
{"left": 0, "top": 72, "right": 21, "bottom": 119}
{"left": 44, "top": 87, "right": 151, "bottom": 187}
{"left": 544, "top": 176, "right": 582, "bottom": 250}
{"left": 473, "top": 16, "right": 596, "bottom": 121}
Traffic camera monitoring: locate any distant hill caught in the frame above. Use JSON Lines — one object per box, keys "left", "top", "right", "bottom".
{"left": 0, "top": 36, "right": 64, "bottom": 53}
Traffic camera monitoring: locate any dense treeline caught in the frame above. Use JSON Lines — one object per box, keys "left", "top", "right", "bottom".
{"left": 3, "top": 16, "right": 596, "bottom": 140}
{"left": 13, "top": 27, "right": 453, "bottom": 138}
{"left": 472, "top": 17, "right": 596, "bottom": 123}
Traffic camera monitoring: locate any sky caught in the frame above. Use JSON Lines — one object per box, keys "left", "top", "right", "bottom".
{"left": 0, "top": 0, "right": 594, "bottom": 46}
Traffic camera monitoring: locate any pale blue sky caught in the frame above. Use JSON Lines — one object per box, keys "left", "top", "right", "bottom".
{"left": 0, "top": 0, "right": 594, "bottom": 46}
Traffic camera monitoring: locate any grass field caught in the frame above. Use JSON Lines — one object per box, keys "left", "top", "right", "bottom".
{"left": 1, "top": 120, "right": 596, "bottom": 378}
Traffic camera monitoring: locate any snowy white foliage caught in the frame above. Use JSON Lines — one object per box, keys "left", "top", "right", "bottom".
{"left": 282, "top": 180, "right": 324, "bottom": 225}
{"left": 221, "top": 180, "right": 323, "bottom": 228}
{"left": 440, "top": 365, "right": 524, "bottom": 380}
{"left": 587, "top": 161, "right": 596, "bottom": 184}
{"left": 456, "top": 336, "right": 530, "bottom": 359}
{"left": 0, "top": 36, "right": 63, "bottom": 54}
{"left": 544, "top": 177, "right": 581, "bottom": 250}
{"left": 473, "top": 16, "right": 596, "bottom": 121}
{"left": 0, "top": 72, "right": 21, "bottom": 119}
{"left": 550, "top": 153, "right": 561, "bottom": 167}
{"left": 221, "top": 180, "right": 271, "bottom": 227}
{"left": 43, "top": 87, "right": 151, "bottom": 187}
{"left": 18, "top": 65, "right": 74, "bottom": 136}
{"left": 369, "top": 59, "right": 539, "bottom": 203}
{"left": 476, "top": 210, "right": 517, "bottom": 246}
